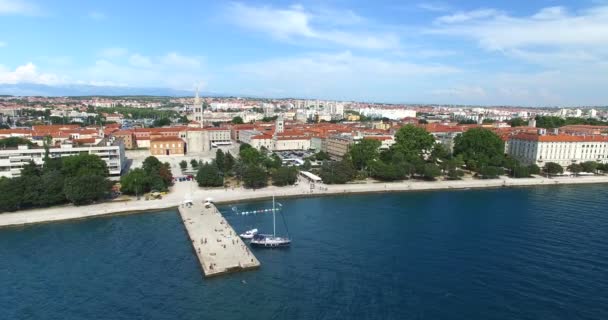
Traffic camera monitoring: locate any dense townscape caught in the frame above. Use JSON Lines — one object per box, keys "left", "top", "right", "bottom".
{"left": 1, "top": 94, "right": 608, "bottom": 212}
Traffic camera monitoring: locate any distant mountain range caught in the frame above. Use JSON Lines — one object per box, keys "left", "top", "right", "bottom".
{"left": 0, "top": 83, "right": 224, "bottom": 97}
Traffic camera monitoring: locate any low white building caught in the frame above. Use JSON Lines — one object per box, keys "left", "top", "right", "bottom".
{"left": 0, "top": 139, "right": 126, "bottom": 178}
{"left": 274, "top": 136, "right": 311, "bottom": 151}
{"left": 509, "top": 131, "right": 608, "bottom": 166}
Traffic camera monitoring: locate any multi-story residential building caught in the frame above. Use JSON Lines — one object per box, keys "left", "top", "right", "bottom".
{"left": 509, "top": 130, "right": 608, "bottom": 166}
{"left": 0, "top": 138, "right": 126, "bottom": 179}
{"left": 323, "top": 134, "right": 356, "bottom": 160}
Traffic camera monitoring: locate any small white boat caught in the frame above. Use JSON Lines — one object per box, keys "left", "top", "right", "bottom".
{"left": 240, "top": 228, "right": 258, "bottom": 239}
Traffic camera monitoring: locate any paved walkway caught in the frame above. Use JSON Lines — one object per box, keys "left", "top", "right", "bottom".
{"left": 179, "top": 202, "right": 259, "bottom": 277}
{"left": 2, "top": 175, "right": 608, "bottom": 228}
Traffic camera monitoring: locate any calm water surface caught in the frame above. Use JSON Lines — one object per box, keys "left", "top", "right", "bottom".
{"left": 1, "top": 185, "right": 608, "bottom": 320}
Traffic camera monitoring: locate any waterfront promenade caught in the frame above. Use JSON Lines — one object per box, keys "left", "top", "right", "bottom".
{"left": 178, "top": 202, "right": 259, "bottom": 277}
{"left": 2, "top": 175, "right": 608, "bottom": 228}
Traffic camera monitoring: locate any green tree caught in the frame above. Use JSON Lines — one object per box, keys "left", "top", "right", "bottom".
{"left": 446, "top": 167, "right": 465, "bottom": 180}
{"left": 534, "top": 116, "right": 566, "bottom": 129}
{"left": 147, "top": 173, "right": 167, "bottom": 191}
{"left": 319, "top": 160, "right": 356, "bottom": 184}
{"left": 62, "top": 154, "right": 109, "bottom": 177}
{"left": 528, "top": 164, "right": 541, "bottom": 175}
{"left": 442, "top": 156, "right": 465, "bottom": 180}
{"left": 242, "top": 165, "right": 268, "bottom": 189}
{"left": 120, "top": 168, "right": 149, "bottom": 195}
{"left": 240, "top": 143, "right": 253, "bottom": 152}
{"left": 179, "top": 160, "right": 188, "bottom": 171}
{"left": 263, "top": 154, "right": 282, "bottom": 170}
{"left": 272, "top": 166, "right": 298, "bottom": 186}
{"left": 302, "top": 159, "right": 312, "bottom": 171}
{"left": 422, "top": 163, "right": 442, "bottom": 180}
{"left": 0, "top": 178, "right": 23, "bottom": 212}
{"left": 190, "top": 159, "right": 199, "bottom": 169}
{"left": 159, "top": 162, "right": 173, "bottom": 187}
{"left": 371, "top": 161, "right": 407, "bottom": 181}
{"left": 503, "top": 156, "right": 520, "bottom": 177}
{"left": 196, "top": 163, "right": 224, "bottom": 187}
{"left": 0, "top": 137, "right": 33, "bottom": 148}
{"left": 430, "top": 143, "right": 450, "bottom": 163}
{"left": 152, "top": 118, "right": 171, "bottom": 127}
{"left": 477, "top": 166, "right": 503, "bottom": 179}
{"left": 453, "top": 128, "right": 505, "bottom": 170}
{"left": 512, "top": 166, "right": 531, "bottom": 178}
{"left": 18, "top": 175, "right": 43, "bottom": 208}
{"left": 349, "top": 138, "right": 381, "bottom": 171}
{"left": 509, "top": 118, "right": 527, "bottom": 127}
{"left": 215, "top": 149, "right": 225, "bottom": 172}
{"left": 64, "top": 174, "right": 109, "bottom": 205}
{"left": 314, "top": 151, "right": 331, "bottom": 161}
{"left": 240, "top": 147, "right": 263, "bottom": 165}
{"left": 20, "top": 160, "right": 41, "bottom": 177}
{"left": 231, "top": 116, "right": 244, "bottom": 124}
{"left": 224, "top": 152, "right": 235, "bottom": 173}
{"left": 37, "top": 170, "right": 66, "bottom": 206}
{"left": 392, "top": 124, "right": 435, "bottom": 157}
{"left": 543, "top": 162, "right": 563, "bottom": 177}
{"left": 143, "top": 156, "right": 163, "bottom": 174}
{"left": 567, "top": 163, "right": 583, "bottom": 176}
{"left": 581, "top": 161, "right": 598, "bottom": 174}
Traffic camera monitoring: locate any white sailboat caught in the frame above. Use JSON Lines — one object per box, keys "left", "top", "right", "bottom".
{"left": 250, "top": 195, "right": 291, "bottom": 248}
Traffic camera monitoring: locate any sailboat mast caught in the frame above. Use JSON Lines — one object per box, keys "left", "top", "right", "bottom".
{"left": 272, "top": 195, "right": 276, "bottom": 236}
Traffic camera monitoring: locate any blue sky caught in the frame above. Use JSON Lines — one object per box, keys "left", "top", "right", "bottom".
{"left": 1, "top": 0, "right": 608, "bottom": 106}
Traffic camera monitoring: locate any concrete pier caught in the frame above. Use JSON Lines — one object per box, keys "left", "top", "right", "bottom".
{"left": 178, "top": 202, "right": 260, "bottom": 277}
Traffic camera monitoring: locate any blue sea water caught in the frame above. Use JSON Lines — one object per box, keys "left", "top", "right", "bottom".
{"left": 1, "top": 185, "right": 608, "bottom": 320}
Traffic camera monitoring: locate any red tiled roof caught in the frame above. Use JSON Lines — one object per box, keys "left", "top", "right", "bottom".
{"left": 511, "top": 133, "right": 608, "bottom": 142}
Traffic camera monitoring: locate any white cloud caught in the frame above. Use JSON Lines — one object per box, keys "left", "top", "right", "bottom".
{"left": 0, "top": 0, "right": 39, "bottom": 15}
{"left": 128, "top": 54, "right": 153, "bottom": 68}
{"left": 430, "top": 5, "right": 608, "bottom": 50}
{"left": 0, "top": 63, "right": 64, "bottom": 85}
{"left": 435, "top": 9, "right": 502, "bottom": 24}
{"left": 160, "top": 52, "right": 201, "bottom": 69}
{"left": 99, "top": 47, "right": 129, "bottom": 58}
{"left": 82, "top": 52, "right": 205, "bottom": 89}
{"left": 0, "top": 50, "right": 205, "bottom": 90}
{"left": 226, "top": 2, "right": 400, "bottom": 50}
{"left": 88, "top": 11, "right": 106, "bottom": 21}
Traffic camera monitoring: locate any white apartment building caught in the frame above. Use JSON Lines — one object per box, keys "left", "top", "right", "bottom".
{"left": 508, "top": 131, "right": 608, "bottom": 166}
{"left": 359, "top": 107, "right": 416, "bottom": 120}
{"left": 0, "top": 139, "right": 126, "bottom": 179}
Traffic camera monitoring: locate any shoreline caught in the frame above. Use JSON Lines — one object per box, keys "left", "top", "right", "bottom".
{"left": 1, "top": 175, "right": 608, "bottom": 228}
